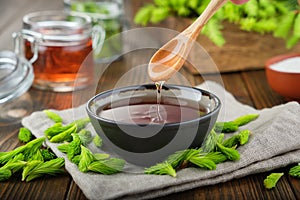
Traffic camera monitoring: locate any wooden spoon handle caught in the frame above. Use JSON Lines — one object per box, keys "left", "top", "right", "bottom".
{"left": 184, "top": 0, "right": 228, "bottom": 39}
{"left": 148, "top": 0, "right": 228, "bottom": 82}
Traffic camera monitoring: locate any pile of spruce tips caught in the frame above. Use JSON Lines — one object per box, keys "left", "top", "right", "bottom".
{"left": 0, "top": 110, "right": 299, "bottom": 190}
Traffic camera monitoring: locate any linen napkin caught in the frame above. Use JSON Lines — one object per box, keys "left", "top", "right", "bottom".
{"left": 22, "top": 81, "right": 300, "bottom": 200}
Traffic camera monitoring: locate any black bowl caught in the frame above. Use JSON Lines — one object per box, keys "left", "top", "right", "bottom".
{"left": 86, "top": 84, "right": 221, "bottom": 166}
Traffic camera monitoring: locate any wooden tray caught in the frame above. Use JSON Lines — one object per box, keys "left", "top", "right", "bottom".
{"left": 157, "top": 17, "right": 300, "bottom": 74}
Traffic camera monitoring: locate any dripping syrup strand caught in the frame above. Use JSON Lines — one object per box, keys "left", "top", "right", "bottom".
{"left": 155, "top": 81, "right": 165, "bottom": 123}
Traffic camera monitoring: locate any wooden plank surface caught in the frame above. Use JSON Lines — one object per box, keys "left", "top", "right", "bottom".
{"left": 0, "top": 0, "right": 63, "bottom": 51}
{"left": 0, "top": 0, "right": 299, "bottom": 200}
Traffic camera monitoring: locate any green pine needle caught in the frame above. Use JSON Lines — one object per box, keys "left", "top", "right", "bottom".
{"left": 22, "top": 158, "right": 65, "bottom": 182}
{"left": 18, "top": 128, "right": 32, "bottom": 143}
{"left": 40, "top": 149, "right": 56, "bottom": 161}
{"left": 216, "top": 142, "right": 240, "bottom": 161}
{"left": 203, "top": 152, "right": 227, "bottom": 164}
{"left": 238, "top": 130, "right": 251, "bottom": 145}
{"left": 144, "top": 162, "right": 176, "bottom": 177}
{"left": 43, "top": 110, "right": 63, "bottom": 123}
{"left": 189, "top": 156, "right": 216, "bottom": 170}
{"left": 93, "top": 135, "right": 103, "bottom": 148}
{"left": 57, "top": 143, "right": 69, "bottom": 153}
{"left": 166, "top": 149, "right": 190, "bottom": 168}
{"left": 28, "top": 149, "right": 44, "bottom": 162}
{"left": 186, "top": 150, "right": 227, "bottom": 170}
{"left": 214, "top": 122, "right": 239, "bottom": 133}
{"left": 67, "top": 133, "right": 82, "bottom": 161}
{"left": 264, "top": 173, "right": 284, "bottom": 189}
{"left": 49, "top": 125, "right": 76, "bottom": 143}
{"left": 233, "top": 114, "right": 259, "bottom": 126}
{"left": 78, "top": 129, "right": 93, "bottom": 146}
{"left": 0, "top": 137, "right": 45, "bottom": 165}
{"left": 0, "top": 168, "right": 12, "bottom": 181}
{"left": 93, "top": 153, "right": 110, "bottom": 161}
{"left": 222, "top": 134, "right": 240, "bottom": 148}
{"left": 44, "top": 122, "right": 63, "bottom": 138}
{"left": 289, "top": 164, "right": 300, "bottom": 178}
{"left": 22, "top": 160, "right": 43, "bottom": 181}
{"left": 46, "top": 118, "right": 90, "bottom": 143}
{"left": 2, "top": 154, "right": 26, "bottom": 173}
{"left": 78, "top": 145, "right": 94, "bottom": 173}
{"left": 88, "top": 158, "right": 125, "bottom": 174}
{"left": 215, "top": 114, "right": 259, "bottom": 133}
{"left": 202, "top": 130, "right": 219, "bottom": 153}
{"left": 222, "top": 130, "right": 251, "bottom": 148}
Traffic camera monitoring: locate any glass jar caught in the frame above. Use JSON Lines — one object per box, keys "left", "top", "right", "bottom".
{"left": 0, "top": 51, "right": 33, "bottom": 126}
{"left": 13, "top": 11, "right": 105, "bottom": 92}
{"left": 64, "top": 0, "right": 124, "bottom": 63}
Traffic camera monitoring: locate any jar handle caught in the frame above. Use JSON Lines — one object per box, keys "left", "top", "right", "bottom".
{"left": 12, "top": 32, "right": 22, "bottom": 56}
{"left": 92, "top": 25, "right": 106, "bottom": 55}
{"left": 12, "top": 30, "right": 42, "bottom": 64}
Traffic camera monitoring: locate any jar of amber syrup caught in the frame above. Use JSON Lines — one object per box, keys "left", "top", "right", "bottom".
{"left": 13, "top": 11, "right": 105, "bottom": 92}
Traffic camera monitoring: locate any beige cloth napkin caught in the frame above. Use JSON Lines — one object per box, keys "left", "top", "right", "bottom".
{"left": 22, "top": 81, "right": 300, "bottom": 200}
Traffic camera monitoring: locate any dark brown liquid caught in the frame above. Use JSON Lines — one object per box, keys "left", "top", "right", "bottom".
{"left": 98, "top": 102, "right": 206, "bottom": 124}
{"left": 155, "top": 81, "right": 164, "bottom": 123}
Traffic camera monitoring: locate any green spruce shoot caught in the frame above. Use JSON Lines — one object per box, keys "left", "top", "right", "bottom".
{"left": 78, "top": 145, "right": 94, "bottom": 172}
{"left": 93, "top": 134, "right": 102, "bottom": 148}
{"left": 47, "top": 118, "right": 90, "bottom": 143}
{"left": 144, "top": 162, "right": 176, "bottom": 177}
{"left": 88, "top": 158, "right": 125, "bottom": 174}
{"left": 22, "top": 158, "right": 65, "bottom": 182}
{"left": 214, "top": 114, "right": 259, "bottom": 133}
{"left": 166, "top": 149, "right": 190, "bottom": 168}
{"left": 93, "top": 153, "right": 110, "bottom": 161}
{"left": 0, "top": 137, "right": 45, "bottom": 165}
{"left": 216, "top": 142, "right": 240, "bottom": 161}
{"left": 264, "top": 173, "right": 284, "bottom": 189}
{"left": 43, "top": 110, "right": 63, "bottom": 123}
{"left": 289, "top": 163, "right": 300, "bottom": 178}
{"left": 0, "top": 168, "right": 12, "bottom": 181}
{"left": 40, "top": 149, "right": 56, "bottom": 161}
{"left": 18, "top": 127, "right": 32, "bottom": 143}
{"left": 222, "top": 130, "right": 252, "bottom": 148}
{"left": 67, "top": 133, "right": 82, "bottom": 161}
{"left": 233, "top": 114, "right": 259, "bottom": 126}
{"left": 78, "top": 129, "right": 93, "bottom": 146}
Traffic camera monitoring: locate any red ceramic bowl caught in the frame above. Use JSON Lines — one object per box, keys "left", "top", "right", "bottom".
{"left": 265, "top": 53, "right": 300, "bottom": 101}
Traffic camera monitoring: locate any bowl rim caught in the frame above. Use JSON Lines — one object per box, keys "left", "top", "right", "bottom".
{"left": 86, "top": 84, "right": 221, "bottom": 127}
{"left": 265, "top": 53, "right": 300, "bottom": 74}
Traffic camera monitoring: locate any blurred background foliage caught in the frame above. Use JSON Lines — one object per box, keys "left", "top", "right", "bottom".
{"left": 134, "top": 0, "right": 300, "bottom": 48}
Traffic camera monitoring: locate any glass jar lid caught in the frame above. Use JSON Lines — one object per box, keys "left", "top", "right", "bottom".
{"left": 22, "top": 11, "right": 93, "bottom": 43}
{"left": 0, "top": 51, "right": 34, "bottom": 104}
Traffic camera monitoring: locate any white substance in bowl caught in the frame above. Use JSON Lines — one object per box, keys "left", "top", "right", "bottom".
{"left": 270, "top": 57, "right": 300, "bottom": 73}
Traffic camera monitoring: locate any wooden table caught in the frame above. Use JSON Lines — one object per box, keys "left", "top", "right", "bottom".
{"left": 1, "top": 0, "right": 299, "bottom": 199}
